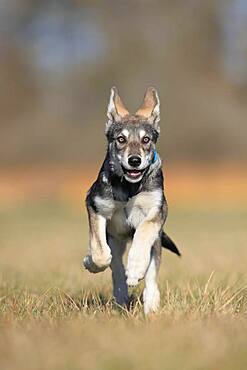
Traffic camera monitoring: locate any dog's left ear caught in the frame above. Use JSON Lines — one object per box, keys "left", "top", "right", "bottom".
{"left": 106, "top": 87, "right": 129, "bottom": 133}
{"left": 135, "top": 87, "right": 160, "bottom": 133}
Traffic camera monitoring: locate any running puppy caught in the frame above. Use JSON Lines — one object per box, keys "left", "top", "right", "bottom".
{"left": 83, "top": 87, "right": 180, "bottom": 314}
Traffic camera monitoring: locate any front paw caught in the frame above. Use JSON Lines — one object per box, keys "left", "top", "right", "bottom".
{"left": 126, "top": 250, "right": 149, "bottom": 287}
{"left": 83, "top": 251, "right": 112, "bottom": 273}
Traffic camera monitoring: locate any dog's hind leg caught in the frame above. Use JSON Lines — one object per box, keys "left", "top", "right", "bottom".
{"left": 108, "top": 235, "right": 129, "bottom": 307}
{"left": 143, "top": 239, "right": 161, "bottom": 315}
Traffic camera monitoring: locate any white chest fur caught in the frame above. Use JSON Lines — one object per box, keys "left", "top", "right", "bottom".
{"left": 94, "top": 190, "right": 162, "bottom": 239}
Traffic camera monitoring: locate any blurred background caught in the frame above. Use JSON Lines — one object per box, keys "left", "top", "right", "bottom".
{"left": 0, "top": 0, "right": 247, "bottom": 207}
{"left": 1, "top": 0, "right": 247, "bottom": 165}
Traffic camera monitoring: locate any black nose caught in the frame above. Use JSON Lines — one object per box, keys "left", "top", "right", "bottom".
{"left": 128, "top": 155, "right": 141, "bottom": 168}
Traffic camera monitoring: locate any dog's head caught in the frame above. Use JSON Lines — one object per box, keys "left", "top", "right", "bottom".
{"left": 105, "top": 87, "right": 161, "bottom": 183}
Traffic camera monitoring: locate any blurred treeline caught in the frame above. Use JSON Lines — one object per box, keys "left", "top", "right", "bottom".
{"left": 1, "top": 0, "right": 247, "bottom": 165}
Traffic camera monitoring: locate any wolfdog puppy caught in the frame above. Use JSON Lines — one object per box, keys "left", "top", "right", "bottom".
{"left": 83, "top": 87, "right": 180, "bottom": 314}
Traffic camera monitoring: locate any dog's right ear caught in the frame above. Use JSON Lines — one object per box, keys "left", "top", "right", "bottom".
{"left": 106, "top": 87, "right": 129, "bottom": 133}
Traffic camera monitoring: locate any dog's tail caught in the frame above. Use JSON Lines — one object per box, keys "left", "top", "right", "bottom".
{"left": 161, "top": 231, "right": 181, "bottom": 257}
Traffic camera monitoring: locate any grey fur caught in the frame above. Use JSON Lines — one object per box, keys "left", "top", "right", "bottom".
{"left": 83, "top": 87, "right": 180, "bottom": 314}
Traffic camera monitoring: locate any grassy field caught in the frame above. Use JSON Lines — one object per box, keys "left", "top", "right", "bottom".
{"left": 0, "top": 196, "right": 247, "bottom": 370}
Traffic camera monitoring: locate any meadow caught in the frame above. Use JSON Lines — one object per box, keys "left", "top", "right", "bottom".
{"left": 0, "top": 166, "right": 247, "bottom": 370}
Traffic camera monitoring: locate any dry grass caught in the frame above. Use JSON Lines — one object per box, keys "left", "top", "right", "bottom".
{"left": 0, "top": 199, "right": 247, "bottom": 370}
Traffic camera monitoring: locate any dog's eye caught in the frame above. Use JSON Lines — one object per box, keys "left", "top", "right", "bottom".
{"left": 142, "top": 136, "right": 150, "bottom": 144}
{"left": 117, "top": 136, "right": 126, "bottom": 144}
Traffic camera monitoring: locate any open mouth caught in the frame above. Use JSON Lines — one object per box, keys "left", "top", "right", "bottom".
{"left": 126, "top": 169, "right": 142, "bottom": 179}
{"left": 122, "top": 166, "right": 145, "bottom": 182}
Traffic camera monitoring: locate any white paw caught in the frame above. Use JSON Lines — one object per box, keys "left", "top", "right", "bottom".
{"left": 92, "top": 250, "right": 112, "bottom": 268}
{"left": 143, "top": 285, "right": 160, "bottom": 315}
{"left": 126, "top": 249, "right": 150, "bottom": 287}
{"left": 83, "top": 255, "right": 106, "bottom": 273}
{"left": 83, "top": 251, "right": 112, "bottom": 273}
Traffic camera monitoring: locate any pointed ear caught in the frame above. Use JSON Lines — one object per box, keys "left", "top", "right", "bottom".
{"left": 106, "top": 87, "right": 129, "bottom": 132}
{"left": 135, "top": 87, "right": 160, "bottom": 131}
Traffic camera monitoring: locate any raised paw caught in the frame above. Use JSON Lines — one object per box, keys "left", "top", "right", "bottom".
{"left": 83, "top": 254, "right": 111, "bottom": 273}
{"left": 126, "top": 251, "right": 149, "bottom": 287}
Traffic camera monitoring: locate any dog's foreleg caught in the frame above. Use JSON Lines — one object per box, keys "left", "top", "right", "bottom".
{"left": 143, "top": 240, "right": 161, "bottom": 315}
{"left": 108, "top": 235, "right": 129, "bottom": 306}
{"left": 83, "top": 206, "right": 112, "bottom": 273}
{"left": 126, "top": 209, "right": 163, "bottom": 286}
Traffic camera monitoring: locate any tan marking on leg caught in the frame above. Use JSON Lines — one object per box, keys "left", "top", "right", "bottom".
{"left": 126, "top": 191, "right": 165, "bottom": 286}
{"left": 126, "top": 220, "right": 161, "bottom": 286}
{"left": 83, "top": 206, "right": 112, "bottom": 272}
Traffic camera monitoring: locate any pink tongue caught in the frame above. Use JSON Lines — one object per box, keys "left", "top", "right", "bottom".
{"left": 128, "top": 171, "right": 141, "bottom": 178}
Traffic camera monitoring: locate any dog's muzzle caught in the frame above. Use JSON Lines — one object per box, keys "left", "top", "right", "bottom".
{"left": 122, "top": 155, "right": 143, "bottom": 182}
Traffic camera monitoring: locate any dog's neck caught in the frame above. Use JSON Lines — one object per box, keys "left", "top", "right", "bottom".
{"left": 111, "top": 176, "right": 142, "bottom": 201}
